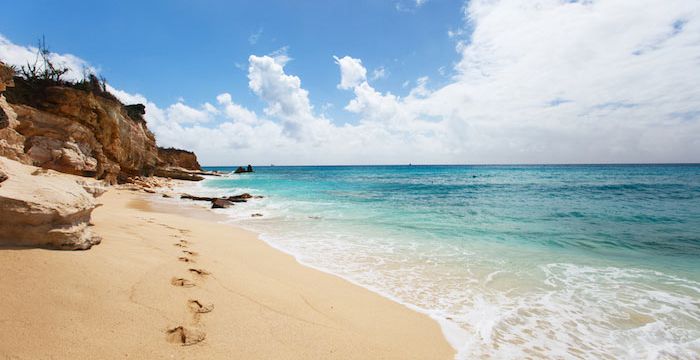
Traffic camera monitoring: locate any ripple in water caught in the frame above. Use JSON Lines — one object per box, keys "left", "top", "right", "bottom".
{"left": 188, "top": 165, "right": 700, "bottom": 359}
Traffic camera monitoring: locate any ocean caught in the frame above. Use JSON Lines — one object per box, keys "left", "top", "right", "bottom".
{"left": 179, "top": 164, "right": 700, "bottom": 359}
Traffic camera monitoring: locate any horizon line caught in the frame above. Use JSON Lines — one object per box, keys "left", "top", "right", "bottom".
{"left": 201, "top": 162, "right": 700, "bottom": 167}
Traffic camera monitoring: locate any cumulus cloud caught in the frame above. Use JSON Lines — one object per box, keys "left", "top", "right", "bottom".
{"left": 216, "top": 93, "right": 258, "bottom": 124}
{"left": 333, "top": 55, "right": 367, "bottom": 89}
{"left": 341, "top": 0, "right": 700, "bottom": 164}
{"left": 165, "top": 102, "right": 216, "bottom": 124}
{"left": 1, "top": 0, "right": 699, "bottom": 165}
{"left": 248, "top": 54, "right": 313, "bottom": 120}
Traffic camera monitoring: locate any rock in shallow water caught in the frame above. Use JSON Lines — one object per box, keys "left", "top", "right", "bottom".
{"left": 211, "top": 198, "right": 232, "bottom": 209}
{"left": 0, "top": 156, "right": 102, "bottom": 250}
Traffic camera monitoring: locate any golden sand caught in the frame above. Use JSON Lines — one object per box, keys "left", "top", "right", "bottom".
{"left": 0, "top": 189, "right": 453, "bottom": 359}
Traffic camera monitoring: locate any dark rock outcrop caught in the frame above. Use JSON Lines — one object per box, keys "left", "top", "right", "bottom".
{"left": 0, "top": 107, "right": 7, "bottom": 129}
{"left": 154, "top": 167, "right": 204, "bottom": 181}
{"left": 234, "top": 164, "right": 254, "bottom": 174}
{"left": 181, "top": 192, "right": 261, "bottom": 208}
{"left": 124, "top": 104, "right": 146, "bottom": 124}
{"left": 211, "top": 198, "right": 232, "bottom": 209}
{"left": 229, "top": 193, "right": 253, "bottom": 200}
{"left": 181, "top": 194, "right": 218, "bottom": 202}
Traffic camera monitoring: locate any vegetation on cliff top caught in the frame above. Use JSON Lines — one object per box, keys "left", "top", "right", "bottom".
{"left": 6, "top": 37, "right": 121, "bottom": 107}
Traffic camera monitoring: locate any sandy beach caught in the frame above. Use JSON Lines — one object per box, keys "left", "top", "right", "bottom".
{"left": 0, "top": 189, "right": 454, "bottom": 359}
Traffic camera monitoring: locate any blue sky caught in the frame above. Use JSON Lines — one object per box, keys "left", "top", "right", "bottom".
{"left": 1, "top": 0, "right": 699, "bottom": 165}
{"left": 2, "top": 0, "right": 466, "bottom": 124}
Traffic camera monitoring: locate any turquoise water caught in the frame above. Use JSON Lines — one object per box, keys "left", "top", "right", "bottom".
{"left": 190, "top": 165, "right": 700, "bottom": 358}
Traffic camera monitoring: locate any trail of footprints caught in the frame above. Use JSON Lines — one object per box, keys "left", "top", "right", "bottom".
{"left": 165, "top": 227, "right": 214, "bottom": 346}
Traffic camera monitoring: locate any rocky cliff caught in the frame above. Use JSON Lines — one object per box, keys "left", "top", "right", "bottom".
{"left": 2, "top": 69, "right": 157, "bottom": 184}
{"left": 0, "top": 61, "right": 208, "bottom": 250}
{"left": 157, "top": 147, "right": 202, "bottom": 170}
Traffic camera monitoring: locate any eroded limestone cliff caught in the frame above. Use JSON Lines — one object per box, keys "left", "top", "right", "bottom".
{"left": 3, "top": 72, "right": 157, "bottom": 184}
{"left": 0, "top": 61, "right": 205, "bottom": 250}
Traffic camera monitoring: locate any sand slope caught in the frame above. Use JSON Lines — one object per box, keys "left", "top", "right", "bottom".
{"left": 0, "top": 189, "right": 453, "bottom": 359}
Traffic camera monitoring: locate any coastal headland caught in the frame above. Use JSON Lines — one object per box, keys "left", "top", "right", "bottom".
{"left": 0, "top": 60, "right": 453, "bottom": 358}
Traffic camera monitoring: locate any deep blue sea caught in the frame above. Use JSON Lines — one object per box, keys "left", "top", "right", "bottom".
{"left": 184, "top": 165, "right": 700, "bottom": 358}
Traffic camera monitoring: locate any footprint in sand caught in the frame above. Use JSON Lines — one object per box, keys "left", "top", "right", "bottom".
{"left": 182, "top": 250, "right": 198, "bottom": 256}
{"left": 188, "top": 299, "right": 214, "bottom": 313}
{"left": 166, "top": 326, "right": 205, "bottom": 346}
{"left": 173, "top": 239, "right": 190, "bottom": 248}
{"left": 171, "top": 277, "right": 196, "bottom": 287}
{"left": 178, "top": 256, "right": 195, "bottom": 263}
{"left": 188, "top": 268, "right": 210, "bottom": 277}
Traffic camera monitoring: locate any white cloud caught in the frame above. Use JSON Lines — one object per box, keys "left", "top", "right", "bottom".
{"left": 248, "top": 54, "right": 312, "bottom": 120}
{"left": 333, "top": 55, "right": 367, "bottom": 90}
{"left": 216, "top": 93, "right": 258, "bottom": 124}
{"left": 408, "top": 76, "right": 430, "bottom": 98}
{"left": 340, "top": 0, "right": 700, "bottom": 164}
{"left": 165, "top": 102, "right": 214, "bottom": 124}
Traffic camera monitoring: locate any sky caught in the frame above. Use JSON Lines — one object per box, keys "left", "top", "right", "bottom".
{"left": 1, "top": 0, "right": 699, "bottom": 165}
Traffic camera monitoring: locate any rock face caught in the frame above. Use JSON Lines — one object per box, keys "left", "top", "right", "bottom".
{"left": 0, "top": 63, "right": 30, "bottom": 164}
{"left": 0, "top": 62, "right": 13, "bottom": 93}
{"left": 0, "top": 63, "right": 158, "bottom": 184}
{"left": 158, "top": 147, "right": 201, "bottom": 171}
{"left": 154, "top": 147, "right": 206, "bottom": 181}
{"left": 0, "top": 156, "right": 102, "bottom": 250}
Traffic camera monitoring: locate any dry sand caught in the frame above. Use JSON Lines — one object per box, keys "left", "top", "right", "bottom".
{"left": 0, "top": 189, "right": 454, "bottom": 359}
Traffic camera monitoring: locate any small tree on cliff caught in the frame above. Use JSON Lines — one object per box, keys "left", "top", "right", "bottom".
{"left": 19, "top": 36, "right": 69, "bottom": 84}
{"left": 11, "top": 36, "right": 119, "bottom": 104}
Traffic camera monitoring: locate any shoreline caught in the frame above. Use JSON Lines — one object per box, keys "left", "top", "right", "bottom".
{"left": 0, "top": 188, "right": 454, "bottom": 359}
{"left": 148, "top": 182, "right": 469, "bottom": 354}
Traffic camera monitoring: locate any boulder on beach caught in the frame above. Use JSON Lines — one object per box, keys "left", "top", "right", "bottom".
{"left": 0, "top": 156, "right": 103, "bottom": 250}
